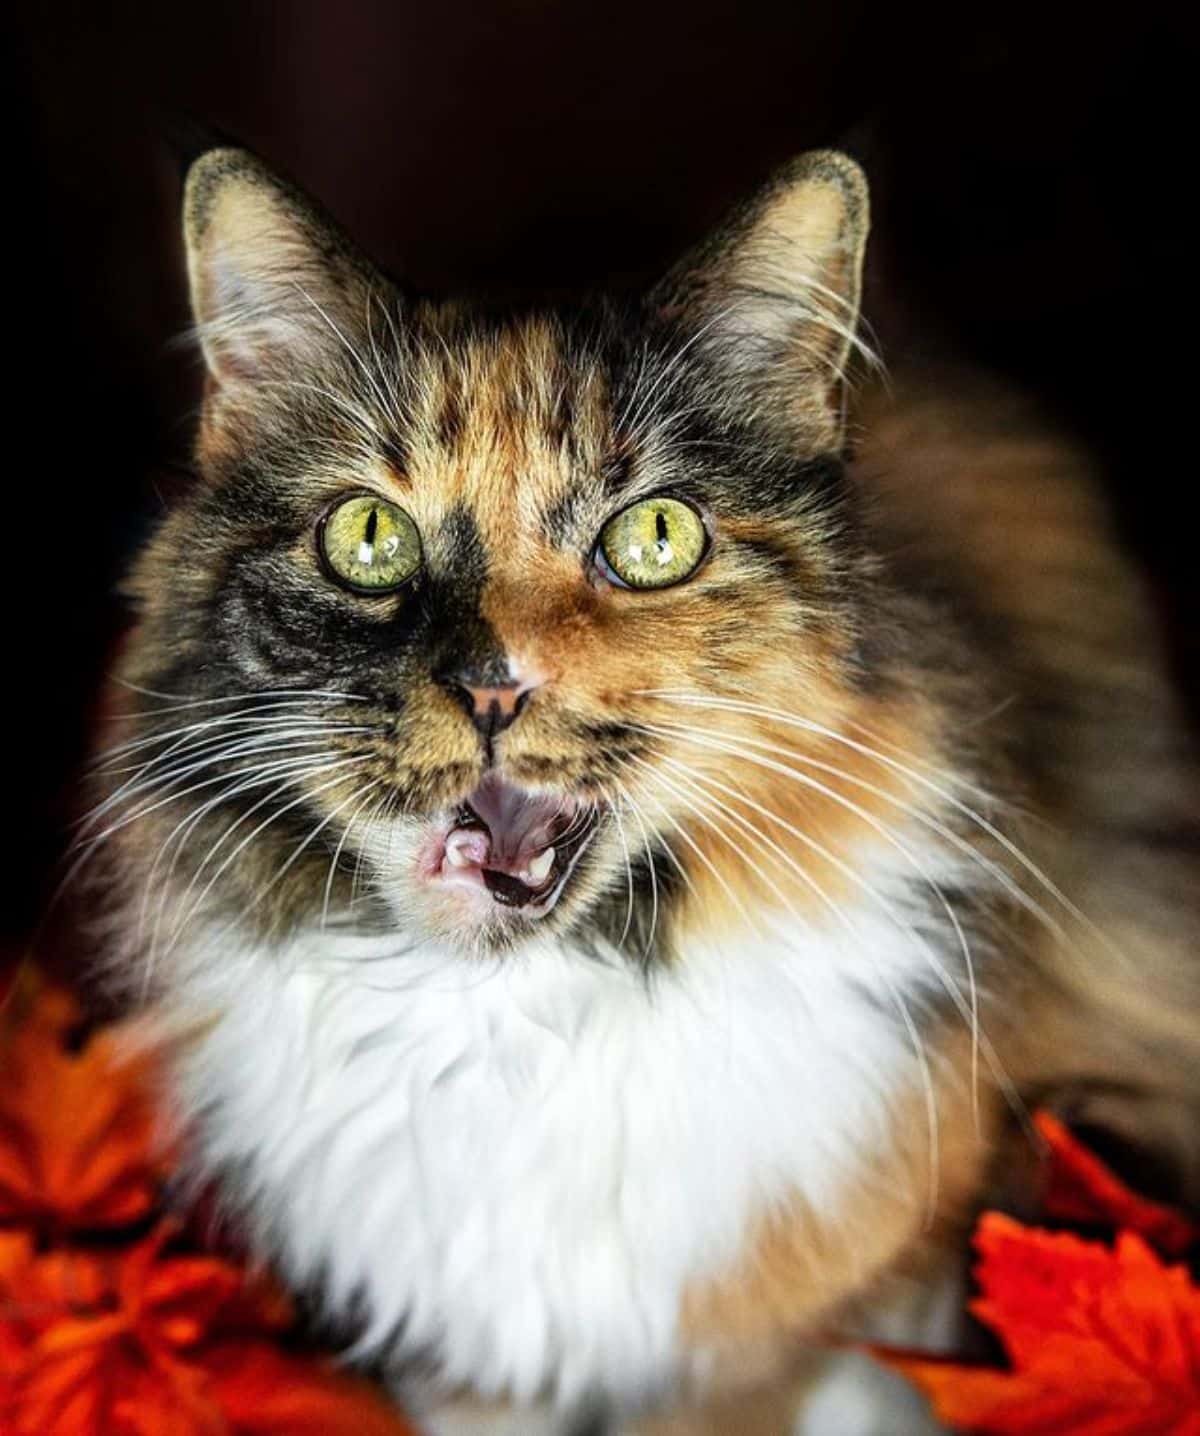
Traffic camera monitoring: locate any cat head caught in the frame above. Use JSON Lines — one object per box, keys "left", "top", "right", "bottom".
{"left": 114, "top": 145, "right": 886, "bottom": 961}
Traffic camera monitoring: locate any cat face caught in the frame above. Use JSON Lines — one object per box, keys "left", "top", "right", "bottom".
{"left": 114, "top": 148, "right": 880, "bottom": 959}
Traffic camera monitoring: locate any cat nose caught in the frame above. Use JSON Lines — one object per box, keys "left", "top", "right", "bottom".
{"left": 443, "top": 674, "right": 540, "bottom": 738}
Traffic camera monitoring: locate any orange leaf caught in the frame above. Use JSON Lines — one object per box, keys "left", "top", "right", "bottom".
{"left": 1, "top": 1221, "right": 418, "bottom": 1435}
{"left": 0, "top": 1235, "right": 114, "bottom": 1349}
{"left": 1036, "top": 1111, "right": 1199, "bottom": 1256}
{"left": 879, "top": 1214, "right": 1200, "bottom": 1434}
{"left": 0, "top": 978, "right": 171, "bottom": 1232}
{"left": 206, "top": 1341, "right": 422, "bottom": 1435}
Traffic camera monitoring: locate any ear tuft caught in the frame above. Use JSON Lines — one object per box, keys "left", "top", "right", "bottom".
{"left": 655, "top": 149, "right": 872, "bottom": 450}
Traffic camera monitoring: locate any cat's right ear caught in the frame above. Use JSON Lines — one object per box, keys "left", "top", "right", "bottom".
{"left": 183, "top": 147, "right": 380, "bottom": 392}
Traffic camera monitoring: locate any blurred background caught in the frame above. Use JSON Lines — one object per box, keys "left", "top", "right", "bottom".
{"left": 3, "top": 1, "right": 1194, "bottom": 944}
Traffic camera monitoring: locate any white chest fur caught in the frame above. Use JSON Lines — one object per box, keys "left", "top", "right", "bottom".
{"left": 163, "top": 905, "right": 931, "bottom": 1411}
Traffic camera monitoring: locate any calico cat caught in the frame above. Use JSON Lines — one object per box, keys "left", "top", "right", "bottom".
{"left": 88, "top": 145, "right": 1200, "bottom": 1433}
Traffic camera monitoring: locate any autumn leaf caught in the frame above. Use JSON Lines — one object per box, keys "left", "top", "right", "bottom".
{"left": 1036, "top": 1110, "right": 1199, "bottom": 1256}
{"left": 879, "top": 1213, "right": 1200, "bottom": 1434}
{"left": 0, "top": 978, "right": 170, "bottom": 1232}
{"left": 205, "top": 1342, "right": 423, "bottom": 1436}
{"left": 0, "top": 1222, "right": 418, "bottom": 1435}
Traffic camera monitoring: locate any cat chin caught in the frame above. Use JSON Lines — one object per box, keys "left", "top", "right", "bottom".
{"left": 390, "top": 880, "right": 599, "bottom": 956}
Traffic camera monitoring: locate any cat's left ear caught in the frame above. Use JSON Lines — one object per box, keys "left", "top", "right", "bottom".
{"left": 183, "top": 147, "right": 382, "bottom": 391}
{"left": 653, "top": 150, "right": 870, "bottom": 452}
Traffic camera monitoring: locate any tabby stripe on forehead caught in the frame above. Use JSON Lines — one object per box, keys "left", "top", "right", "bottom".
{"left": 435, "top": 382, "right": 464, "bottom": 453}
{"left": 437, "top": 505, "right": 490, "bottom": 587}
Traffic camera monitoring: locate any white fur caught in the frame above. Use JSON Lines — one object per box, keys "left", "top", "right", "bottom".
{"left": 157, "top": 871, "right": 957, "bottom": 1417}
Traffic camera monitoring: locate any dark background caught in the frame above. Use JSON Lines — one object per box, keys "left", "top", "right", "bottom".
{"left": 4, "top": 2, "right": 1194, "bottom": 943}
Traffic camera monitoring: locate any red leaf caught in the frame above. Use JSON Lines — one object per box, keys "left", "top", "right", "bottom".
{"left": 207, "top": 1341, "right": 421, "bottom": 1436}
{"left": 878, "top": 1215, "right": 1200, "bottom": 1434}
{"left": 0, "top": 967, "right": 422, "bottom": 1434}
{"left": 1036, "top": 1111, "right": 1199, "bottom": 1256}
{"left": 0, "top": 1221, "right": 418, "bottom": 1435}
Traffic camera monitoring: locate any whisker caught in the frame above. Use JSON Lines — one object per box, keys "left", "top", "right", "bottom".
{"left": 627, "top": 757, "right": 758, "bottom": 930}
{"left": 611, "top": 779, "right": 661, "bottom": 965}
{"left": 639, "top": 689, "right": 1121, "bottom": 969}
{"left": 634, "top": 719, "right": 987, "bottom": 1123}
{"left": 69, "top": 751, "right": 349, "bottom": 871}
{"left": 291, "top": 280, "right": 397, "bottom": 427}
{"left": 162, "top": 757, "right": 370, "bottom": 958}
{"left": 108, "top": 678, "right": 366, "bottom": 711}
{"left": 351, "top": 787, "right": 399, "bottom": 911}
{"left": 322, "top": 784, "right": 384, "bottom": 930}
{"left": 204, "top": 776, "right": 383, "bottom": 961}
{"left": 637, "top": 735, "right": 1025, "bottom": 1147}
{"left": 76, "top": 730, "right": 368, "bottom": 841}
{"left": 597, "top": 785, "right": 636, "bottom": 951}
{"left": 634, "top": 752, "right": 942, "bottom": 1219}
{"left": 647, "top": 715, "right": 1060, "bottom": 985}
{"left": 80, "top": 725, "right": 369, "bottom": 827}
{"left": 137, "top": 744, "right": 363, "bottom": 962}
{"left": 90, "top": 705, "right": 370, "bottom": 770}
{"left": 138, "top": 757, "right": 324, "bottom": 957}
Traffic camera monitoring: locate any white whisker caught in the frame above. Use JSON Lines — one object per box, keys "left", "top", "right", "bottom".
{"left": 322, "top": 784, "right": 384, "bottom": 930}
{"left": 80, "top": 727, "right": 370, "bottom": 834}
{"left": 108, "top": 679, "right": 366, "bottom": 711}
{"left": 639, "top": 689, "right": 1122, "bottom": 970}
{"left": 598, "top": 786, "right": 636, "bottom": 951}
{"left": 162, "top": 757, "right": 370, "bottom": 959}
{"left": 637, "top": 727, "right": 1029, "bottom": 1142}
{"left": 634, "top": 720, "right": 987, "bottom": 1122}
{"left": 633, "top": 750, "right": 942, "bottom": 1218}
{"left": 611, "top": 779, "right": 661, "bottom": 964}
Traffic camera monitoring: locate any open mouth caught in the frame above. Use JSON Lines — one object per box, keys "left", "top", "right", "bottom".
{"left": 428, "top": 775, "right": 600, "bottom": 918}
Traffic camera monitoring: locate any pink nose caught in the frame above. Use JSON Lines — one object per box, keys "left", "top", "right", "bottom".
{"left": 449, "top": 679, "right": 540, "bottom": 738}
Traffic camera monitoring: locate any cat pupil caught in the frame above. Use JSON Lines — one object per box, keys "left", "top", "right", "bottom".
{"left": 355, "top": 506, "right": 380, "bottom": 567}
{"left": 655, "top": 512, "right": 668, "bottom": 544}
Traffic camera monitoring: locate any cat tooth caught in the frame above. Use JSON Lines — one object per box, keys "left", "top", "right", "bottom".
{"left": 525, "top": 847, "right": 556, "bottom": 885}
{"left": 445, "top": 828, "right": 488, "bottom": 868}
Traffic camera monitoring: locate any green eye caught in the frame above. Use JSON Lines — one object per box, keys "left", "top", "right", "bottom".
{"left": 596, "top": 496, "right": 708, "bottom": 590}
{"left": 320, "top": 493, "right": 422, "bottom": 593}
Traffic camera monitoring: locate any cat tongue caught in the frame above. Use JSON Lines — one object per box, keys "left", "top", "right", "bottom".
{"left": 444, "top": 777, "right": 561, "bottom": 885}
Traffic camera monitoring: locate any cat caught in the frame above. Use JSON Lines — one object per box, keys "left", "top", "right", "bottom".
{"left": 85, "top": 143, "right": 1200, "bottom": 1434}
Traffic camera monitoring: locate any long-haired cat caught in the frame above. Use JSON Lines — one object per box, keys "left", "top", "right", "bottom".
{"left": 87, "top": 144, "right": 1200, "bottom": 1433}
